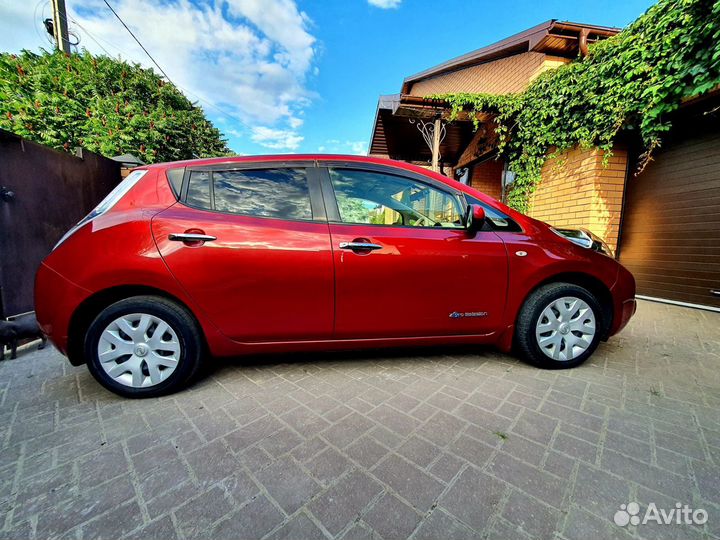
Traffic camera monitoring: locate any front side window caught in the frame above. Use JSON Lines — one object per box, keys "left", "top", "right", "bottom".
{"left": 329, "top": 169, "right": 464, "bottom": 228}
{"left": 464, "top": 194, "right": 522, "bottom": 232}
{"left": 184, "top": 168, "right": 313, "bottom": 221}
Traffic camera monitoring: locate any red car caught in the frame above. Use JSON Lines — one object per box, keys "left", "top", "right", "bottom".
{"left": 35, "top": 155, "right": 636, "bottom": 397}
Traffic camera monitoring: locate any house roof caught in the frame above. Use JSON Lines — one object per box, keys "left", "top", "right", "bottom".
{"left": 111, "top": 153, "right": 145, "bottom": 166}
{"left": 368, "top": 94, "right": 477, "bottom": 164}
{"left": 401, "top": 20, "right": 619, "bottom": 94}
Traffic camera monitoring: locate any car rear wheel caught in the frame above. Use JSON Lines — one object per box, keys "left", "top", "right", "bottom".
{"left": 84, "top": 296, "right": 203, "bottom": 397}
{"left": 515, "top": 283, "right": 603, "bottom": 369}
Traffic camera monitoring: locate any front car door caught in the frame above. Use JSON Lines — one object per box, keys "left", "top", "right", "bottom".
{"left": 320, "top": 163, "right": 509, "bottom": 339}
{"left": 152, "top": 162, "right": 334, "bottom": 342}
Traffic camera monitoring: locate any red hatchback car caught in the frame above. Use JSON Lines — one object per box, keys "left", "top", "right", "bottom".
{"left": 35, "top": 155, "right": 636, "bottom": 397}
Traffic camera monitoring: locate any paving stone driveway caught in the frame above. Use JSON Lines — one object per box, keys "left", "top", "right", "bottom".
{"left": 0, "top": 300, "right": 719, "bottom": 540}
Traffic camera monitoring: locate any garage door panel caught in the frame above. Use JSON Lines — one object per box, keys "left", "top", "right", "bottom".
{"left": 622, "top": 262, "right": 720, "bottom": 276}
{"left": 621, "top": 221, "right": 720, "bottom": 236}
{"left": 619, "top": 125, "right": 720, "bottom": 308}
{"left": 631, "top": 270, "right": 720, "bottom": 287}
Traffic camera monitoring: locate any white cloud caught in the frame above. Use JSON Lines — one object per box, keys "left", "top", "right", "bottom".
{"left": 0, "top": 0, "right": 318, "bottom": 152}
{"left": 251, "top": 126, "right": 304, "bottom": 150}
{"left": 318, "top": 140, "right": 367, "bottom": 155}
{"left": 368, "top": 0, "right": 402, "bottom": 8}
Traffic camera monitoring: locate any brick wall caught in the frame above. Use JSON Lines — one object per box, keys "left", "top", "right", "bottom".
{"left": 409, "top": 53, "right": 569, "bottom": 96}
{"left": 529, "top": 146, "right": 629, "bottom": 252}
{"left": 470, "top": 159, "right": 503, "bottom": 199}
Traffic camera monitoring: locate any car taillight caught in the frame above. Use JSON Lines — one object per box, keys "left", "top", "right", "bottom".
{"left": 53, "top": 170, "right": 148, "bottom": 250}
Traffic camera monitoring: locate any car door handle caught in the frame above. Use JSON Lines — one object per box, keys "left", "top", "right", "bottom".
{"left": 339, "top": 241, "right": 382, "bottom": 251}
{"left": 168, "top": 233, "right": 217, "bottom": 242}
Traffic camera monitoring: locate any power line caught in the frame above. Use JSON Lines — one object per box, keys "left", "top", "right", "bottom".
{"left": 42, "top": 0, "right": 253, "bottom": 135}
{"left": 97, "top": 0, "right": 251, "bottom": 131}
{"left": 101, "top": 0, "right": 174, "bottom": 85}
{"left": 62, "top": 14, "right": 113, "bottom": 56}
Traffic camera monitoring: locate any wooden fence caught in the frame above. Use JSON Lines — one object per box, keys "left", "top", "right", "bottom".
{"left": 0, "top": 130, "right": 122, "bottom": 317}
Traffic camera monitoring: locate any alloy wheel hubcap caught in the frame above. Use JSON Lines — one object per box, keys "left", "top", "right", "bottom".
{"left": 98, "top": 313, "right": 181, "bottom": 388}
{"left": 535, "top": 296, "right": 596, "bottom": 361}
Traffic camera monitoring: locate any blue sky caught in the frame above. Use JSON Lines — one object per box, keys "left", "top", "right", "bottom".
{"left": 2, "top": 0, "right": 655, "bottom": 156}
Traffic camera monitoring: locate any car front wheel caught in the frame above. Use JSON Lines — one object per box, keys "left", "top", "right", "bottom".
{"left": 515, "top": 283, "right": 603, "bottom": 369}
{"left": 84, "top": 296, "right": 204, "bottom": 397}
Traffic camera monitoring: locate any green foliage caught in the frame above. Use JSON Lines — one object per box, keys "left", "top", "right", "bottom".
{"left": 435, "top": 0, "right": 720, "bottom": 211}
{"left": 0, "top": 49, "right": 231, "bottom": 163}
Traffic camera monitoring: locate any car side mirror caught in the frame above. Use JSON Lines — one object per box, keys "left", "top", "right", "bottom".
{"left": 466, "top": 204, "right": 486, "bottom": 233}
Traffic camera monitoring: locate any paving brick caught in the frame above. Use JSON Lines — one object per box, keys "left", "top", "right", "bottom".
{"left": 416, "top": 411, "right": 467, "bottom": 447}
{"left": 0, "top": 300, "right": 717, "bottom": 540}
{"left": 446, "top": 434, "right": 495, "bottom": 469}
{"left": 362, "top": 492, "right": 421, "bottom": 540}
{"left": 173, "top": 486, "right": 233, "bottom": 539}
{"left": 601, "top": 450, "right": 695, "bottom": 501}
{"left": 439, "top": 467, "right": 506, "bottom": 530}
{"left": 572, "top": 463, "right": 631, "bottom": 519}
{"left": 489, "top": 452, "right": 567, "bottom": 508}
{"left": 500, "top": 434, "right": 546, "bottom": 466}
{"left": 413, "top": 508, "right": 479, "bottom": 540}
{"left": 511, "top": 409, "right": 558, "bottom": 445}
{"left": 428, "top": 452, "right": 465, "bottom": 483}
{"left": 501, "top": 489, "right": 559, "bottom": 540}
{"left": 80, "top": 499, "right": 144, "bottom": 540}
{"left": 345, "top": 436, "right": 389, "bottom": 468}
{"left": 397, "top": 435, "right": 442, "bottom": 468}
{"left": 366, "top": 404, "right": 421, "bottom": 438}
{"left": 371, "top": 454, "right": 444, "bottom": 511}
{"left": 254, "top": 458, "right": 320, "bottom": 515}
{"left": 185, "top": 440, "right": 241, "bottom": 487}
{"left": 307, "top": 470, "right": 382, "bottom": 535}
{"left": 123, "top": 515, "right": 179, "bottom": 540}
{"left": 305, "top": 446, "right": 353, "bottom": 485}
{"left": 539, "top": 401, "right": 604, "bottom": 432}
{"left": 210, "top": 494, "right": 284, "bottom": 539}
{"left": 280, "top": 406, "right": 331, "bottom": 438}
{"left": 266, "top": 512, "right": 327, "bottom": 540}
{"left": 553, "top": 432, "right": 598, "bottom": 463}
{"left": 319, "top": 412, "right": 374, "bottom": 448}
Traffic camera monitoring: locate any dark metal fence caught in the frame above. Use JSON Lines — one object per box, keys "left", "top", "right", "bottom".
{"left": 0, "top": 130, "right": 121, "bottom": 317}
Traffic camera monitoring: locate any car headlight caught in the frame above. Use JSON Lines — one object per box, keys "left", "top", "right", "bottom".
{"left": 551, "top": 227, "right": 614, "bottom": 257}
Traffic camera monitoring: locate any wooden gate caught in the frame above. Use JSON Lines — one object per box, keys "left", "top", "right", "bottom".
{"left": 0, "top": 130, "right": 121, "bottom": 317}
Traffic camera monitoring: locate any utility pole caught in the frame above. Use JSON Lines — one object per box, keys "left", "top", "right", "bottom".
{"left": 51, "top": 0, "right": 71, "bottom": 53}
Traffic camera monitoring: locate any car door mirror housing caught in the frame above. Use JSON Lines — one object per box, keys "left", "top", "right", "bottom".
{"left": 466, "top": 204, "right": 486, "bottom": 232}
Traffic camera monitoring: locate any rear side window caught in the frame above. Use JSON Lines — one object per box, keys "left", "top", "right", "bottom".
{"left": 186, "top": 171, "right": 212, "bottom": 208}
{"left": 184, "top": 168, "right": 313, "bottom": 221}
{"left": 166, "top": 167, "right": 184, "bottom": 198}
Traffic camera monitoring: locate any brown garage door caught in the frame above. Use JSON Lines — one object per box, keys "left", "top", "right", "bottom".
{"left": 619, "top": 123, "right": 720, "bottom": 308}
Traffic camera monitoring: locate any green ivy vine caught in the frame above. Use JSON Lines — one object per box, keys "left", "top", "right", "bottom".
{"left": 434, "top": 0, "right": 720, "bottom": 211}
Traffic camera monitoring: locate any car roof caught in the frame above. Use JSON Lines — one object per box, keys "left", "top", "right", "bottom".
{"left": 145, "top": 154, "right": 415, "bottom": 170}
{"left": 139, "top": 153, "right": 521, "bottom": 219}
{"left": 144, "top": 154, "right": 459, "bottom": 186}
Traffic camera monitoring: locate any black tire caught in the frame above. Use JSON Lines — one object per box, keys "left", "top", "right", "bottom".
{"left": 514, "top": 282, "right": 603, "bottom": 369}
{"left": 84, "top": 296, "right": 204, "bottom": 398}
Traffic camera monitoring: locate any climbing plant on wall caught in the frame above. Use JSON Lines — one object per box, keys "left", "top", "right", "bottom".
{"left": 0, "top": 49, "right": 230, "bottom": 163}
{"left": 435, "top": 0, "right": 720, "bottom": 211}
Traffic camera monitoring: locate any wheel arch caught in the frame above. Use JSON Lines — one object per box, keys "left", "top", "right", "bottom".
{"left": 67, "top": 284, "right": 205, "bottom": 366}
{"left": 521, "top": 272, "right": 614, "bottom": 339}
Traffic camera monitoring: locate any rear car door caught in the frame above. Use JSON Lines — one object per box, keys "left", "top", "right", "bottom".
{"left": 320, "top": 164, "right": 509, "bottom": 339}
{"left": 152, "top": 162, "right": 334, "bottom": 342}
